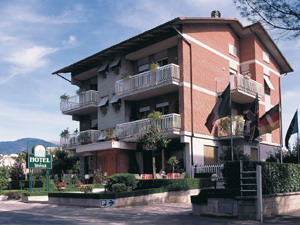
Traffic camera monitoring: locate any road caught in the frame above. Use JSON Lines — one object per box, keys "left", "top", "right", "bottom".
{"left": 0, "top": 201, "right": 299, "bottom": 225}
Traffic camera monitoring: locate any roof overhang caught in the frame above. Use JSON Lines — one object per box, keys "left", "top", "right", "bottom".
{"left": 52, "top": 17, "right": 293, "bottom": 75}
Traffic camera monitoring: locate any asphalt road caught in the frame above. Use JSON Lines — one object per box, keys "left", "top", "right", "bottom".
{"left": 0, "top": 201, "right": 300, "bottom": 225}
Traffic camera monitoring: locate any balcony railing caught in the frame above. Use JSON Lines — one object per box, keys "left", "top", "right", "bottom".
{"left": 115, "top": 64, "right": 180, "bottom": 96}
{"left": 217, "top": 116, "right": 245, "bottom": 138}
{"left": 216, "top": 74, "right": 263, "bottom": 98}
{"left": 60, "top": 90, "right": 99, "bottom": 113}
{"left": 60, "top": 130, "right": 101, "bottom": 148}
{"left": 116, "top": 113, "right": 181, "bottom": 140}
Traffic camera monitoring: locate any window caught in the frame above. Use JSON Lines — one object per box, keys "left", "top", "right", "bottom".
{"left": 97, "top": 62, "right": 109, "bottom": 77}
{"left": 229, "top": 44, "right": 237, "bottom": 56}
{"left": 156, "top": 102, "right": 169, "bottom": 114}
{"left": 204, "top": 145, "right": 218, "bottom": 165}
{"left": 156, "top": 57, "right": 168, "bottom": 67}
{"left": 139, "top": 106, "right": 150, "bottom": 119}
{"left": 138, "top": 64, "right": 149, "bottom": 73}
{"left": 109, "top": 57, "right": 121, "bottom": 74}
{"left": 263, "top": 75, "right": 274, "bottom": 95}
{"left": 98, "top": 96, "right": 109, "bottom": 114}
{"left": 250, "top": 148, "right": 258, "bottom": 161}
{"left": 229, "top": 68, "right": 237, "bottom": 75}
{"left": 263, "top": 51, "right": 270, "bottom": 63}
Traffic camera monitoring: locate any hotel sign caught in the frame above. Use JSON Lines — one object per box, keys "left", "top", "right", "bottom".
{"left": 27, "top": 144, "right": 52, "bottom": 169}
{"left": 28, "top": 154, "right": 52, "bottom": 169}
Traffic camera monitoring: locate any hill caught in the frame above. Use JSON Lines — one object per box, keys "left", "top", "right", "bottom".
{"left": 0, "top": 138, "right": 57, "bottom": 155}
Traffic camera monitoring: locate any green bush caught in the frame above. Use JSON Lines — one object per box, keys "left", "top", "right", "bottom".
{"left": 136, "top": 178, "right": 213, "bottom": 191}
{"left": 223, "top": 161, "right": 300, "bottom": 195}
{"left": 107, "top": 173, "right": 137, "bottom": 192}
{"left": 4, "top": 191, "right": 22, "bottom": 199}
{"left": 10, "top": 180, "right": 43, "bottom": 189}
{"left": 0, "top": 167, "right": 10, "bottom": 190}
{"left": 194, "top": 173, "right": 212, "bottom": 178}
{"left": 80, "top": 185, "right": 94, "bottom": 193}
{"left": 111, "top": 183, "right": 127, "bottom": 192}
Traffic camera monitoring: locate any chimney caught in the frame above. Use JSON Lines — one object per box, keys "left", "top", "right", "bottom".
{"left": 211, "top": 10, "right": 221, "bottom": 18}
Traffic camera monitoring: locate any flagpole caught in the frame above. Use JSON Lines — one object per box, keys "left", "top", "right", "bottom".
{"left": 279, "top": 77, "right": 283, "bottom": 163}
{"left": 297, "top": 109, "right": 299, "bottom": 164}
{"left": 229, "top": 84, "right": 233, "bottom": 161}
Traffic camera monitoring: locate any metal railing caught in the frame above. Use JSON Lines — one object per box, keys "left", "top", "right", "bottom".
{"left": 60, "top": 90, "right": 99, "bottom": 113}
{"left": 216, "top": 74, "right": 263, "bottom": 97}
{"left": 60, "top": 130, "right": 101, "bottom": 148}
{"left": 194, "top": 164, "right": 224, "bottom": 179}
{"left": 116, "top": 113, "right": 181, "bottom": 140}
{"left": 217, "top": 116, "right": 245, "bottom": 137}
{"left": 115, "top": 64, "right": 180, "bottom": 95}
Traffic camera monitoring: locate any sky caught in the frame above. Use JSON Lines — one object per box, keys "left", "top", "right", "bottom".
{"left": 0, "top": 0, "right": 299, "bottom": 144}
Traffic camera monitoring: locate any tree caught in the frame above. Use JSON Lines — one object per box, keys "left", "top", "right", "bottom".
{"left": 266, "top": 144, "right": 299, "bottom": 163}
{"left": 219, "top": 145, "right": 251, "bottom": 163}
{"left": 138, "top": 117, "right": 170, "bottom": 178}
{"left": 233, "top": 0, "right": 300, "bottom": 39}
{"left": 0, "top": 167, "right": 10, "bottom": 190}
{"left": 52, "top": 148, "right": 79, "bottom": 176}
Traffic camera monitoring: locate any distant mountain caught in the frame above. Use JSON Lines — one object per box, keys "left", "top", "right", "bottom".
{"left": 0, "top": 138, "right": 57, "bottom": 155}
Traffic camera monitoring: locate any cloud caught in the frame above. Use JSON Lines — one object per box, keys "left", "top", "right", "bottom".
{"left": 63, "top": 35, "right": 78, "bottom": 48}
{"left": 5, "top": 46, "right": 58, "bottom": 71}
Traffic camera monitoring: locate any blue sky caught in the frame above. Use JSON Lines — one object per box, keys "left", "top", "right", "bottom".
{"left": 0, "top": 0, "right": 299, "bottom": 144}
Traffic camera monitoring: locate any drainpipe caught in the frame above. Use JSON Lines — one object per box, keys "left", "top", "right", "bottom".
{"left": 171, "top": 25, "right": 195, "bottom": 173}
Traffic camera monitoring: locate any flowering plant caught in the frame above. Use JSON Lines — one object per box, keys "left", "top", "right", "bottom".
{"left": 57, "top": 182, "right": 66, "bottom": 188}
{"left": 74, "top": 182, "right": 84, "bottom": 188}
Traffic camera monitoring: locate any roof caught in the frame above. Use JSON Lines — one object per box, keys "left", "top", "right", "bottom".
{"left": 52, "top": 17, "right": 293, "bottom": 75}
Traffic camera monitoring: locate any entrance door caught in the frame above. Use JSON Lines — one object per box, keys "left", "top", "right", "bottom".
{"left": 97, "top": 150, "right": 117, "bottom": 176}
{"left": 204, "top": 145, "right": 218, "bottom": 165}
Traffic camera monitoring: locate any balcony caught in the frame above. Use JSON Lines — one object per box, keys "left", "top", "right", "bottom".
{"left": 116, "top": 113, "right": 181, "bottom": 141}
{"left": 60, "top": 90, "right": 99, "bottom": 115}
{"left": 115, "top": 64, "right": 180, "bottom": 100}
{"left": 217, "top": 116, "right": 245, "bottom": 140}
{"left": 60, "top": 130, "right": 101, "bottom": 148}
{"left": 216, "top": 74, "right": 263, "bottom": 104}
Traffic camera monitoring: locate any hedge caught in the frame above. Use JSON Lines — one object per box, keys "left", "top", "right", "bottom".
{"left": 136, "top": 178, "right": 213, "bottom": 191}
{"left": 223, "top": 161, "right": 300, "bottom": 195}
{"left": 10, "top": 180, "right": 43, "bottom": 189}
{"left": 48, "top": 178, "right": 213, "bottom": 199}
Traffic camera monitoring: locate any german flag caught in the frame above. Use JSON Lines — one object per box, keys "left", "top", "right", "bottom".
{"left": 258, "top": 104, "right": 280, "bottom": 136}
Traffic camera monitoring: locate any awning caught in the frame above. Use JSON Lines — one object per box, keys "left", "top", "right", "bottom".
{"left": 97, "top": 62, "right": 108, "bottom": 73}
{"left": 109, "top": 95, "right": 120, "bottom": 104}
{"left": 98, "top": 132, "right": 106, "bottom": 141}
{"left": 98, "top": 96, "right": 109, "bottom": 107}
{"left": 109, "top": 57, "right": 121, "bottom": 68}
{"left": 264, "top": 75, "right": 275, "bottom": 90}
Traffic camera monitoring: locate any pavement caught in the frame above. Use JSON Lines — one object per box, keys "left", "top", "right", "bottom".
{"left": 0, "top": 200, "right": 300, "bottom": 225}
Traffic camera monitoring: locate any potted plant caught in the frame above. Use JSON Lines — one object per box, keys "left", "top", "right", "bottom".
{"left": 60, "top": 128, "right": 70, "bottom": 138}
{"left": 60, "top": 93, "right": 69, "bottom": 101}
{"left": 78, "top": 132, "right": 92, "bottom": 144}
{"left": 57, "top": 182, "right": 66, "bottom": 190}
{"left": 166, "top": 156, "right": 179, "bottom": 178}
{"left": 149, "top": 62, "right": 160, "bottom": 71}
{"left": 76, "top": 88, "right": 85, "bottom": 95}
{"left": 103, "top": 128, "right": 116, "bottom": 141}
{"left": 121, "top": 73, "right": 131, "bottom": 80}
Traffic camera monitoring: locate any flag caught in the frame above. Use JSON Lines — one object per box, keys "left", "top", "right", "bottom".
{"left": 258, "top": 104, "right": 280, "bottom": 136}
{"left": 244, "top": 95, "right": 259, "bottom": 142}
{"left": 205, "top": 84, "right": 230, "bottom": 132}
{"left": 285, "top": 110, "right": 298, "bottom": 149}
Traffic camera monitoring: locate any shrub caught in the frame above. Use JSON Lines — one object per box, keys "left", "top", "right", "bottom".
{"left": 0, "top": 167, "right": 10, "bottom": 190}
{"left": 4, "top": 191, "right": 22, "bottom": 200}
{"left": 111, "top": 183, "right": 127, "bottom": 192}
{"left": 74, "top": 182, "right": 84, "bottom": 188}
{"left": 223, "top": 161, "right": 300, "bottom": 195}
{"left": 80, "top": 185, "right": 93, "bottom": 193}
{"left": 57, "top": 182, "right": 66, "bottom": 189}
{"left": 107, "top": 173, "right": 137, "bottom": 192}
{"left": 136, "top": 178, "right": 213, "bottom": 191}
{"left": 10, "top": 180, "right": 43, "bottom": 189}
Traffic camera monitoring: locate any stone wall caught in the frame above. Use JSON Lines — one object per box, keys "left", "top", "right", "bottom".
{"left": 192, "top": 192, "right": 300, "bottom": 220}
{"left": 49, "top": 189, "right": 199, "bottom": 207}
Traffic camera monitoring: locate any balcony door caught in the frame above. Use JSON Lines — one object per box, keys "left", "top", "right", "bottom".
{"left": 204, "top": 145, "right": 218, "bottom": 165}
